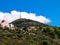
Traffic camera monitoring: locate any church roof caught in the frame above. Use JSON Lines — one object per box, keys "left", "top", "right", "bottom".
{"left": 1, "top": 20, "right": 6, "bottom": 23}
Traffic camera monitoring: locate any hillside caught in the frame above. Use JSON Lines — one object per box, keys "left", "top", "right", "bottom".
{"left": 11, "top": 18, "right": 48, "bottom": 27}
{"left": 0, "top": 18, "right": 60, "bottom": 45}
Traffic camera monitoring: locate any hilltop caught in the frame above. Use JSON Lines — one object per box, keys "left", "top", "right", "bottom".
{"left": 0, "top": 18, "right": 60, "bottom": 45}
{"left": 11, "top": 18, "right": 48, "bottom": 27}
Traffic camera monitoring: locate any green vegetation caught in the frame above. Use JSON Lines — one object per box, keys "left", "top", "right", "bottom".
{"left": 0, "top": 18, "right": 60, "bottom": 45}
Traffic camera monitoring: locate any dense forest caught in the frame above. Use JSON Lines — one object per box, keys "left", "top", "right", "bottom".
{"left": 0, "top": 18, "right": 60, "bottom": 45}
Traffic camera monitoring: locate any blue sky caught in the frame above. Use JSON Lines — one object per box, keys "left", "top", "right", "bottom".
{"left": 0, "top": 0, "right": 60, "bottom": 27}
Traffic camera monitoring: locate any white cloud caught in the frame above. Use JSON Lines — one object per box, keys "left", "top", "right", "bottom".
{"left": 0, "top": 10, "right": 51, "bottom": 23}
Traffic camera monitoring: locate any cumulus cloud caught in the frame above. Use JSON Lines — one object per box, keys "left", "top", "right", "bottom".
{"left": 0, "top": 10, "right": 51, "bottom": 23}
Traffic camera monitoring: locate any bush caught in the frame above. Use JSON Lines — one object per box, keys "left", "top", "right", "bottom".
{"left": 42, "top": 40, "right": 51, "bottom": 45}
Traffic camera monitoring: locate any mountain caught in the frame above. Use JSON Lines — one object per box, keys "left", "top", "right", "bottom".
{"left": 0, "top": 18, "right": 60, "bottom": 45}
{"left": 11, "top": 18, "right": 48, "bottom": 27}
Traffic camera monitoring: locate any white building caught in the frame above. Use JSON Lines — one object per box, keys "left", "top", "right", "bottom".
{"left": 0, "top": 20, "right": 14, "bottom": 30}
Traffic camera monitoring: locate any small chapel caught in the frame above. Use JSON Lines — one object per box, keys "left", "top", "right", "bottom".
{"left": 0, "top": 20, "right": 14, "bottom": 30}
